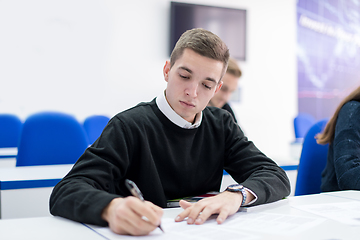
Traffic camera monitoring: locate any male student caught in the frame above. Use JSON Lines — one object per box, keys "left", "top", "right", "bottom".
{"left": 50, "top": 28, "right": 290, "bottom": 236}
{"left": 208, "top": 57, "right": 241, "bottom": 123}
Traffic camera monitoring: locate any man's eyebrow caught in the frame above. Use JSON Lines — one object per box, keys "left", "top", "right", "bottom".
{"left": 179, "top": 66, "right": 192, "bottom": 73}
{"left": 205, "top": 77, "right": 217, "bottom": 84}
{"left": 179, "top": 66, "right": 218, "bottom": 84}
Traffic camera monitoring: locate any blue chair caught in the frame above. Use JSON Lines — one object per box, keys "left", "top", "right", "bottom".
{"left": 294, "top": 119, "right": 329, "bottom": 196}
{"left": 83, "top": 115, "right": 110, "bottom": 144}
{"left": 294, "top": 113, "right": 316, "bottom": 141}
{"left": 16, "top": 112, "right": 89, "bottom": 166}
{"left": 0, "top": 114, "right": 22, "bottom": 148}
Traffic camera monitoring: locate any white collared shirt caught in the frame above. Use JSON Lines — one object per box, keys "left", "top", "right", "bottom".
{"left": 155, "top": 91, "right": 202, "bottom": 129}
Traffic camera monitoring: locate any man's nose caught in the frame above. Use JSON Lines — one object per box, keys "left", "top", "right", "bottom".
{"left": 185, "top": 82, "right": 198, "bottom": 97}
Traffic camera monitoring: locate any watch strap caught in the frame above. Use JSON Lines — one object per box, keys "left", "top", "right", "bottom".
{"left": 225, "top": 184, "right": 247, "bottom": 206}
{"left": 239, "top": 187, "right": 247, "bottom": 206}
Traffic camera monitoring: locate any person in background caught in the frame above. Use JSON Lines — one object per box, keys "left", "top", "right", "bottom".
{"left": 316, "top": 85, "right": 360, "bottom": 192}
{"left": 50, "top": 28, "right": 290, "bottom": 236}
{"left": 208, "top": 57, "right": 242, "bottom": 123}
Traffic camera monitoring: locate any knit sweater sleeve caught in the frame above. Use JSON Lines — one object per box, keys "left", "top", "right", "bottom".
{"left": 332, "top": 101, "right": 360, "bottom": 190}
{"left": 49, "top": 116, "right": 132, "bottom": 226}
{"left": 223, "top": 113, "right": 290, "bottom": 205}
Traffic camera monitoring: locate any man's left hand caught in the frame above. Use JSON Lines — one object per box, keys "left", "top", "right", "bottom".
{"left": 175, "top": 190, "right": 252, "bottom": 225}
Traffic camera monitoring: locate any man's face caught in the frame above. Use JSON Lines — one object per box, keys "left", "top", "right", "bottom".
{"left": 208, "top": 72, "right": 238, "bottom": 108}
{"left": 163, "top": 49, "right": 224, "bottom": 123}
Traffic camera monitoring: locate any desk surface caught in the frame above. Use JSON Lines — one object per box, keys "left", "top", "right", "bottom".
{"left": 0, "top": 216, "right": 104, "bottom": 240}
{"left": 0, "top": 164, "right": 72, "bottom": 181}
{"left": 1, "top": 191, "right": 359, "bottom": 240}
{"left": 90, "top": 190, "right": 360, "bottom": 240}
{"left": 0, "top": 147, "right": 17, "bottom": 168}
{"left": 0, "top": 164, "right": 73, "bottom": 190}
{"left": 0, "top": 147, "right": 17, "bottom": 157}
{"left": 0, "top": 164, "right": 74, "bottom": 219}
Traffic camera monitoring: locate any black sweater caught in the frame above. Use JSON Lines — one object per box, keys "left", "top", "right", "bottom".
{"left": 222, "top": 102, "right": 237, "bottom": 123}
{"left": 50, "top": 99, "right": 290, "bottom": 226}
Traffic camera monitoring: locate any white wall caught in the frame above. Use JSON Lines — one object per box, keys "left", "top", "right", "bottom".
{"left": 0, "top": 0, "right": 297, "bottom": 159}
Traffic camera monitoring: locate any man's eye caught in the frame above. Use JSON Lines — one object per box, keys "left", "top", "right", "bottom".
{"left": 179, "top": 74, "right": 189, "bottom": 79}
{"left": 203, "top": 83, "right": 212, "bottom": 90}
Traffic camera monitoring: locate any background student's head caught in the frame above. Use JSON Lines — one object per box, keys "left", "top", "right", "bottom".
{"left": 208, "top": 57, "right": 242, "bottom": 108}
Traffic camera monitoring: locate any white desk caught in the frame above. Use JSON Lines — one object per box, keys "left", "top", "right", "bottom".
{"left": 0, "top": 163, "right": 296, "bottom": 220}
{"left": 0, "top": 146, "right": 299, "bottom": 219}
{"left": 0, "top": 216, "right": 104, "bottom": 240}
{"left": 0, "top": 147, "right": 17, "bottom": 167}
{"left": 0, "top": 147, "right": 17, "bottom": 157}
{"left": 90, "top": 190, "right": 360, "bottom": 240}
{"left": 0, "top": 164, "right": 73, "bottom": 219}
{"left": 1, "top": 191, "right": 360, "bottom": 239}
{"left": 0, "top": 165, "right": 230, "bottom": 219}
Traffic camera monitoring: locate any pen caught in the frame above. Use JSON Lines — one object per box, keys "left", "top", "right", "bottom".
{"left": 125, "top": 179, "right": 164, "bottom": 233}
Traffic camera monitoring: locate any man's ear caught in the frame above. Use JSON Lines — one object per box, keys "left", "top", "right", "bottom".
{"left": 163, "top": 60, "right": 171, "bottom": 82}
{"left": 214, "top": 81, "right": 223, "bottom": 94}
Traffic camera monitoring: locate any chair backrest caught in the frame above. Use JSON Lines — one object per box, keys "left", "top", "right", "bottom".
{"left": 0, "top": 114, "right": 22, "bottom": 148}
{"left": 16, "top": 112, "right": 89, "bottom": 166}
{"left": 294, "top": 119, "right": 329, "bottom": 196}
{"left": 83, "top": 115, "right": 110, "bottom": 144}
{"left": 294, "top": 113, "right": 316, "bottom": 140}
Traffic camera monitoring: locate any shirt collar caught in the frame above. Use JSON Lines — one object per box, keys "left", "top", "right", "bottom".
{"left": 156, "top": 91, "right": 202, "bottom": 129}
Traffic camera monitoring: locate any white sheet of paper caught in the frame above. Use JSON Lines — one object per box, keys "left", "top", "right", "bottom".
{"left": 93, "top": 211, "right": 325, "bottom": 239}
{"left": 292, "top": 201, "right": 360, "bottom": 225}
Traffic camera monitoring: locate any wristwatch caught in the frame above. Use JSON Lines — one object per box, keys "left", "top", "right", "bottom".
{"left": 225, "top": 184, "right": 247, "bottom": 206}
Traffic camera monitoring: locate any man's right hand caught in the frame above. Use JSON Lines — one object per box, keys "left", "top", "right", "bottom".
{"left": 101, "top": 197, "right": 163, "bottom": 236}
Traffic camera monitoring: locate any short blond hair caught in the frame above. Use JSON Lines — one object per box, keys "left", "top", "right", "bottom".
{"left": 170, "top": 28, "right": 229, "bottom": 77}
{"left": 227, "top": 57, "right": 242, "bottom": 78}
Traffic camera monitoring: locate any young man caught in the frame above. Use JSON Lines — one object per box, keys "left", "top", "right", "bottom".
{"left": 50, "top": 28, "right": 290, "bottom": 236}
{"left": 208, "top": 57, "right": 242, "bottom": 123}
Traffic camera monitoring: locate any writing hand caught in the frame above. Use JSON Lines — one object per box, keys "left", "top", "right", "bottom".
{"left": 175, "top": 191, "right": 247, "bottom": 225}
{"left": 101, "top": 197, "right": 163, "bottom": 236}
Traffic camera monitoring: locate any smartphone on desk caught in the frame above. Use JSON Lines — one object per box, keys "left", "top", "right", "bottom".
{"left": 166, "top": 192, "right": 219, "bottom": 208}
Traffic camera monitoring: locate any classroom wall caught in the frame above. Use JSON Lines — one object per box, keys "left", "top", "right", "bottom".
{"left": 0, "top": 0, "right": 297, "bottom": 159}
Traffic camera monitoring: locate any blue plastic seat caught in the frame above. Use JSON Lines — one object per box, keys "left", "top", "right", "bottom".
{"left": 0, "top": 114, "right": 22, "bottom": 148}
{"left": 294, "top": 119, "right": 329, "bottom": 196}
{"left": 294, "top": 113, "right": 316, "bottom": 141}
{"left": 83, "top": 115, "right": 110, "bottom": 144}
{"left": 16, "top": 112, "right": 89, "bottom": 166}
